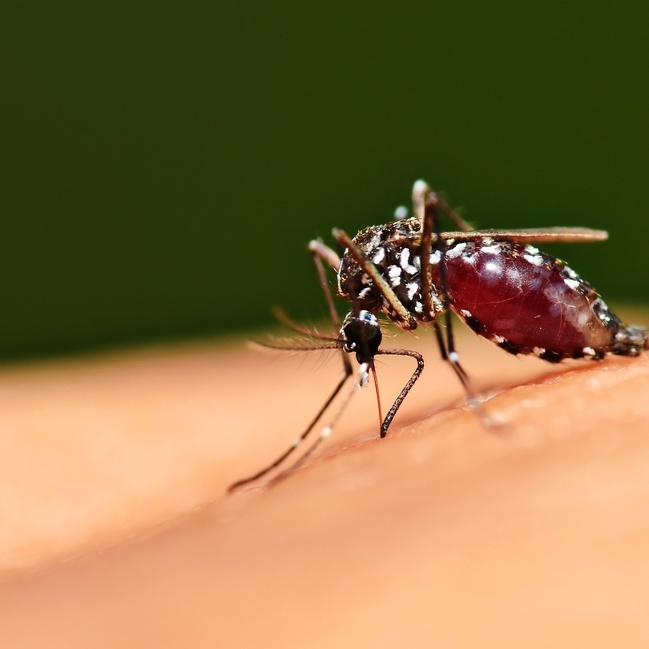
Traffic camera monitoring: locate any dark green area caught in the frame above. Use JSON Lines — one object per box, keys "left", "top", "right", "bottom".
{"left": 1, "top": 1, "right": 648, "bottom": 359}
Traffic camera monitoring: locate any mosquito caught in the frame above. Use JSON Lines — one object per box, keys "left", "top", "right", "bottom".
{"left": 228, "top": 180, "right": 648, "bottom": 491}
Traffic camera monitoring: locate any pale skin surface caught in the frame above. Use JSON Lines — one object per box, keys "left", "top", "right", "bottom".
{"left": 0, "top": 311, "right": 648, "bottom": 648}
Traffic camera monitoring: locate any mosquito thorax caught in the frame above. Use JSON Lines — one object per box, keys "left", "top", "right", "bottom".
{"left": 337, "top": 218, "right": 444, "bottom": 323}
{"left": 341, "top": 310, "right": 382, "bottom": 364}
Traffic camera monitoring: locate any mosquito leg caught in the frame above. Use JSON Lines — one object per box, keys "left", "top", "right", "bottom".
{"left": 412, "top": 179, "right": 474, "bottom": 232}
{"left": 442, "top": 315, "right": 473, "bottom": 389}
{"left": 431, "top": 192, "right": 474, "bottom": 232}
{"left": 227, "top": 368, "right": 353, "bottom": 492}
{"left": 308, "top": 240, "right": 342, "bottom": 328}
{"left": 431, "top": 319, "right": 449, "bottom": 361}
{"left": 438, "top": 288, "right": 490, "bottom": 419}
{"left": 376, "top": 348, "right": 424, "bottom": 437}
{"left": 413, "top": 182, "right": 455, "bottom": 365}
{"left": 268, "top": 362, "right": 370, "bottom": 485}
{"left": 432, "top": 199, "right": 474, "bottom": 391}
{"left": 439, "top": 312, "right": 496, "bottom": 427}
{"left": 271, "top": 347, "right": 424, "bottom": 477}
{"left": 415, "top": 182, "right": 483, "bottom": 411}
{"left": 228, "top": 242, "right": 355, "bottom": 492}
{"left": 431, "top": 207, "right": 473, "bottom": 388}
{"left": 413, "top": 181, "right": 436, "bottom": 321}
{"left": 307, "top": 240, "right": 354, "bottom": 377}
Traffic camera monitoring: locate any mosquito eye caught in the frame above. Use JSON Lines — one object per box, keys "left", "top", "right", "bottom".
{"left": 341, "top": 311, "right": 382, "bottom": 363}
{"left": 361, "top": 310, "right": 378, "bottom": 326}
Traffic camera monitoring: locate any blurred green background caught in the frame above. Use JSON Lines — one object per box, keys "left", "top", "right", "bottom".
{"left": 2, "top": 1, "right": 648, "bottom": 360}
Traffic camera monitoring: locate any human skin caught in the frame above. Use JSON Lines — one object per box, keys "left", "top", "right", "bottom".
{"left": 0, "top": 313, "right": 648, "bottom": 648}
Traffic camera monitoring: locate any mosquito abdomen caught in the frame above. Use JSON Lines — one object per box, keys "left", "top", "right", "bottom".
{"left": 440, "top": 239, "right": 620, "bottom": 361}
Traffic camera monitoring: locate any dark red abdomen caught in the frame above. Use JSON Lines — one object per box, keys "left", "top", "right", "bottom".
{"left": 442, "top": 240, "right": 615, "bottom": 358}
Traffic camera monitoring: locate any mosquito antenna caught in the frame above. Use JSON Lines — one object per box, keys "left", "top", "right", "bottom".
{"left": 250, "top": 338, "right": 342, "bottom": 356}
{"left": 272, "top": 307, "right": 341, "bottom": 342}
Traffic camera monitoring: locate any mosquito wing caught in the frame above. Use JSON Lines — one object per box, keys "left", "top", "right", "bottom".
{"left": 435, "top": 227, "right": 608, "bottom": 244}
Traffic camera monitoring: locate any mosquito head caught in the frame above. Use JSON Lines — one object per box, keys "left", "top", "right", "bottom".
{"left": 341, "top": 310, "right": 382, "bottom": 364}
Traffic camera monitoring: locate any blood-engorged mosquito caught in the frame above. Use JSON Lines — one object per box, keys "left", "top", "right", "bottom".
{"left": 228, "top": 180, "right": 648, "bottom": 492}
